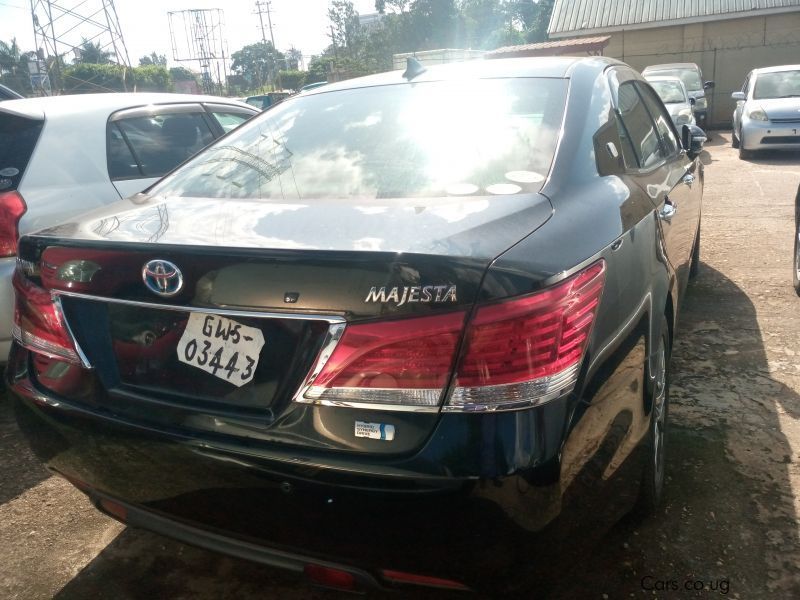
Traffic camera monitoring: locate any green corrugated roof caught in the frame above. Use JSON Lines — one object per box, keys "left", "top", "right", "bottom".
{"left": 548, "top": 0, "right": 800, "bottom": 37}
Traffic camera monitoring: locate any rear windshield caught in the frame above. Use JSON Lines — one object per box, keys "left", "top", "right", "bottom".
{"left": 150, "top": 78, "right": 568, "bottom": 200}
{"left": 0, "top": 112, "right": 44, "bottom": 191}
{"left": 754, "top": 70, "right": 800, "bottom": 99}
{"left": 649, "top": 80, "right": 686, "bottom": 104}
{"left": 647, "top": 68, "right": 702, "bottom": 92}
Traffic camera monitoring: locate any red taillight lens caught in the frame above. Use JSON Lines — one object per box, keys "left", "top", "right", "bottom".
{"left": 0, "top": 190, "right": 27, "bottom": 257}
{"left": 381, "top": 568, "right": 471, "bottom": 591}
{"left": 12, "top": 269, "right": 81, "bottom": 364}
{"left": 446, "top": 260, "right": 605, "bottom": 411}
{"left": 304, "top": 564, "right": 358, "bottom": 591}
{"left": 298, "top": 311, "right": 466, "bottom": 409}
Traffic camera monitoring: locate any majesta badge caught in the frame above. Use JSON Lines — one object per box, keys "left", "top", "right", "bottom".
{"left": 354, "top": 421, "right": 395, "bottom": 441}
{"left": 364, "top": 285, "right": 457, "bottom": 306}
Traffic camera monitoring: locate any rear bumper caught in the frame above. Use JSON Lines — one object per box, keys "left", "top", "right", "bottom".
{"left": 8, "top": 339, "right": 646, "bottom": 591}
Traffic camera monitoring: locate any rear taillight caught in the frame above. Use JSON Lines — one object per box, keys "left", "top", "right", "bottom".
{"left": 296, "top": 311, "right": 466, "bottom": 410}
{"left": 446, "top": 260, "right": 606, "bottom": 411}
{"left": 0, "top": 190, "right": 27, "bottom": 257}
{"left": 12, "top": 268, "right": 81, "bottom": 364}
{"left": 295, "top": 261, "right": 605, "bottom": 413}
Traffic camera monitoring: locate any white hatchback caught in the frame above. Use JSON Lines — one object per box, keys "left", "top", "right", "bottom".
{"left": 0, "top": 92, "right": 258, "bottom": 359}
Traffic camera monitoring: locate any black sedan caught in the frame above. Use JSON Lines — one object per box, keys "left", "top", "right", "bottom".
{"left": 8, "top": 56, "right": 704, "bottom": 593}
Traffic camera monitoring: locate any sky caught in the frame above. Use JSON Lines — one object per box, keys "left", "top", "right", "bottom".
{"left": 0, "top": 0, "right": 378, "bottom": 70}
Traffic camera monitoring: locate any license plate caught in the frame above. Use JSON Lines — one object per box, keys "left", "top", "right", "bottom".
{"left": 177, "top": 313, "right": 265, "bottom": 387}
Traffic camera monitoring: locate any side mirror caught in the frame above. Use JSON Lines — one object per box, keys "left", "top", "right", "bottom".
{"left": 690, "top": 97, "right": 696, "bottom": 105}
{"left": 731, "top": 91, "right": 746, "bottom": 102}
{"left": 704, "top": 81, "right": 715, "bottom": 90}
{"left": 682, "top": 124, "right": 707, "bottom": 158}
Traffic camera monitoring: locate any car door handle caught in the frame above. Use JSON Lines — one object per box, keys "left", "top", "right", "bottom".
{"left": 682, "top": 173, "right": 695, "bottom": 186}
{"left": 659, "top": 198, "right": 677, "bottom": 222}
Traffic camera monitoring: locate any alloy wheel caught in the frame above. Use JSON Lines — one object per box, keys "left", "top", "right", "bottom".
{"left": 652, "top": 338, "right": 668, "bottom": 486}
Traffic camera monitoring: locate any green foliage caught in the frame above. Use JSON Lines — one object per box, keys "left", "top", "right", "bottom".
{"left": 139, "top": 52, "right": 167, "bottom": 67}
{"left": 74, "top": 39, "right": 113, "bottom": 64}
{"left": 278, "top": 70, "right": 306, "bottom": 91}
{"left": 169, "top": 66, "right": 197, "bottom": 82}
{"left": 0, "top": 38, "right": 34, "bottom": 95}
{"left": 132, "top": 65, "right": 172, "bottom": 91}
{"left": 231, "top": 42, "right": 285, "bottom": 89}
{"left": 316, "top": 0, "right": 556, "bottom": 82}
{"left": 61, "top": 63, "right": 173, "bottom": 93}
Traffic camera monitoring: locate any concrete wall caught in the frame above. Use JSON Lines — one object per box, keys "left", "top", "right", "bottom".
{"left": 595, "top": 12, "right": 800, "bottom": 127}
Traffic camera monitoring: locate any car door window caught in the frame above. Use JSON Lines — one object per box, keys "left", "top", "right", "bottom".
{"left": 107, "top": 123, "right": 141, "bottom": 180}
{"left": 615, "top": 81, "right": 663, "bottom": 169}
{"left": 113, "top": 112, "right": 215, "bottom": 179}
{"left": 636, "top": 82, "right": 680, "bottom": 157}
{"left": 210, "top": 111, "right": 252, "bottom": 133}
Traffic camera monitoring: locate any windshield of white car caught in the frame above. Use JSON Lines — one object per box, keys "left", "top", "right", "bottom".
{"left": 649, "top": 80, "right": 686, "bottom": 104}
{"left": 647, "top": 69, "right": 702, "bottom": 92}
{"left": 150, "top": 78, "right": 568, "bottom": 200}
{"left": 753, "top": 70, "right": 800, "bottom": 99}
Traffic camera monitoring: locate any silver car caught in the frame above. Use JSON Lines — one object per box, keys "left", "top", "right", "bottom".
{"left": 642, "top": 63, "right": 714, "bottom": 129}
{"left": 732, "top": 64, "right": 800, "bottom": 159}
{"left": 644, "top": 75, "right": 696, "bottom": 130}
{"left": 0, "top": 93, "right": 258, "bottom": 360}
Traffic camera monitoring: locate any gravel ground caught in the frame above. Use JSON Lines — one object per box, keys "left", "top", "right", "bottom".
{"left": 1, "top": 132, "right": 799, "bottom": 599}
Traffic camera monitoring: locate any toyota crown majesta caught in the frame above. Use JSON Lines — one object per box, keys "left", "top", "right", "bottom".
{"left": 8, "top": 56, "right": 705, "bottom": 593}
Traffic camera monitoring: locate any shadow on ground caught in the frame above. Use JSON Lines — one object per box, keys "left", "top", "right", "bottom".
{"left": 0, "top": 393, "right": 50, "bottom": 504}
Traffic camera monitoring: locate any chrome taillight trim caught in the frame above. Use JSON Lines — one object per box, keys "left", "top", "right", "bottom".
{"left": 299, "top": 385, "right": 443, "bottom": 412}
{"left": 443, "top": 362, "right": 580, "bottom": 413}
{"left": 11, "top": 322, "right": 82, "bottom": 365}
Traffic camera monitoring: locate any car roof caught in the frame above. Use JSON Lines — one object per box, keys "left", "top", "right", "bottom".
{"left": 0, "top": 92, "right": 253, "bottom": 120}
{"left": 642, "top": 63, "right": 700, "bottom": 72}
{"left": 303, "top": 56, "right": 623, "bottom": 96}
{"left": 753, "top": 64, "right": 800, "bottom": 75}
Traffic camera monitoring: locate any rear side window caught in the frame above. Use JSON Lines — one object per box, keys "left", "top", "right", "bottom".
{"left": 107, "top": 112, "right": 215, "bottom": 180}
{"left": 637, "top": 82, "right": 680, "bottom": 157}
{"left": 616, "top": 82, "right": 663, "bottom": 169}
{"left": 0, "top": 112, "right": 44, "bottom": 191}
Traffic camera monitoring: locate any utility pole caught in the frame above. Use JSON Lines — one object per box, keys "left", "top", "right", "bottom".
{"left": 255, "top": 0, "right": 279, "bottom": 90}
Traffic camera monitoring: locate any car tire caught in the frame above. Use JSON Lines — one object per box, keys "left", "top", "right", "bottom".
{"left": 793, "top": 205, "right": 800, "bottom": 296}
{"left": 731, "top": 130, "right": 739, "bottom": 148}
{"left": 634, "top": 315, "right": 671, "bottom": 516}
{"left": 689, "top": 223, "right": 700, "bottom": 280}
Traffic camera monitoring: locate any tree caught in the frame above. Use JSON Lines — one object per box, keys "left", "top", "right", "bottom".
{"left": 285, "top": 46, "right": 303, "bottom": 70}
{"left": 278, "top": 69, "right": 306, "bottom": 91}
{"left": 169, "top": 66, "right": 196, "bottom": 81}
{"left": 74, "top": 39, "right": 113, "bottom": 64}
{"left": 328, "top": 0, "right": 363, "bottom": 52}
{"left": 524, "top": 0, "right": 555, "bottom": 43}
{"left": 230, "top": 41, "right": 284, "bottom": 90}
{"left": 0, "top": 38, "right": 34, "bottom": 95}
{"left": 139, "top": 52, "right": 167, "bottom": 67}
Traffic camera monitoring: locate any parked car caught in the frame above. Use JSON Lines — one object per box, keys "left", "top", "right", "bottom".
{"left": 642, "top": 62, "right": 714, "bottom": 128}
{"left": 9, "top": 57, "right": 705, "bottom": 594}
{"left": 644, "top": 75, "right": 696, "bottom": 129}
{"left": 0, "top": 83, "right": 24, "bottom": 101}
{"left": 732, "top": 64, "right": 800, "bottom": 160}
{"left": 0, "top": 93, "right": 258, "bottom": 360}
{"left": 244, "top": 91, "right": 291, "bottom": 110}
{"left": 300, "top": 81, "right": 328, "bottom": 92}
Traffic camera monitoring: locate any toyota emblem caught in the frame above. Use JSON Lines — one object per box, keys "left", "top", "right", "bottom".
{"left": 142, "top": 259, "right": 184, "bottom": 297}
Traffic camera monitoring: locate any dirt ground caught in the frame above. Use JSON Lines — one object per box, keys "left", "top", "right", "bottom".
{"left": 1, "top": 132, "right": 799, "bottom": 599}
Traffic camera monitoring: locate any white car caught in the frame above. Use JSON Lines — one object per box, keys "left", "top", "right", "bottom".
{"left": 644, "top": 75, "right": 696, "bottom": 130}
{"left": 732, "top": 64, "right": 800, "bottom": 159}
{"left": 0, "top": 93, "right": 258, "bottom": 359}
